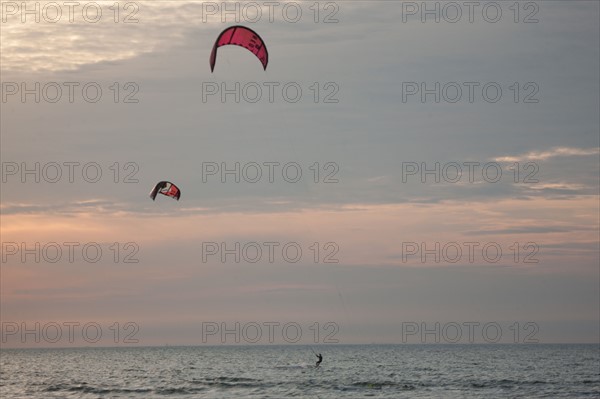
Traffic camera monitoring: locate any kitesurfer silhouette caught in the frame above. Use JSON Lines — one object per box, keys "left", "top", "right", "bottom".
{"left": 315, "top": 353, "right": 323, "bottom": 368}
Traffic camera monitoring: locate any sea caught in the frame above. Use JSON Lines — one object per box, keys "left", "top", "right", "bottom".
{"left": 1, "top": 344, "right": 598, "bottom": 398}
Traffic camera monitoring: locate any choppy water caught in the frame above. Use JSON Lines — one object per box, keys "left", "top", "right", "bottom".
{"left": 1, "top": 344, "right": 599, "bottom": 398}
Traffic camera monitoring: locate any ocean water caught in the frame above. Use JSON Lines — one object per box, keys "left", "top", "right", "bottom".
{"left": 1, "top": 344, "right": 598, "bottom": 398}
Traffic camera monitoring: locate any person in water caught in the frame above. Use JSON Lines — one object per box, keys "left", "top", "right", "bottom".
{"left": 315, "top": 353, "right": 323, "bottom": 368}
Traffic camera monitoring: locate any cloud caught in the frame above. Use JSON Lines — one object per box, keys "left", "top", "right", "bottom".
{"left": 0, "top": 199, "right": 131, "bottom": 216}
{"left": 494, "top": 147, "right": 600, "bottom": 163}
{"left": 464, "top": 225, "right": 596, "bottom": 235}
{"left": 1, "top": 2, "right": 205, "bottom": 73}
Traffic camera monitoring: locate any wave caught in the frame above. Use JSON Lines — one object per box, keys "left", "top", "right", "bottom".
{"left": 45, "top": 384, "right": 153, "bottom": 395}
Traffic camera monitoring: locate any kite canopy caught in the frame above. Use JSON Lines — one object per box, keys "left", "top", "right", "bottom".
{"left": 210, "top": 25, "right": 268, "bottom": 72}
{"left": 149, "top": 181, "right": 181, "bottom": 201}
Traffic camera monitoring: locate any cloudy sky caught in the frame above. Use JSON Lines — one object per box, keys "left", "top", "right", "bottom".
{"left": 1, "top": 1, "right": 598, "bottom": 346}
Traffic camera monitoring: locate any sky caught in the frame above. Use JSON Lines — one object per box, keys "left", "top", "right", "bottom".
{"left": 1, "top": 1, "right": 599, "bottom": 347}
